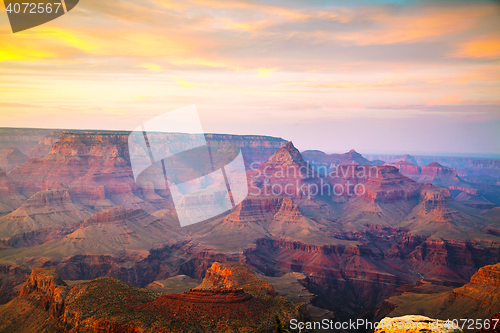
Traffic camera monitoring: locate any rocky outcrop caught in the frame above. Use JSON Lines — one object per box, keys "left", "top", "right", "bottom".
{"left": 274, "top": 197, "right": 302, "bottom": 221}
{"left": 44, "top": 206, "right": 184, "bottom": 257}
{"left": 19, "top": 268, "right": 68, "bottom": 318}
{"left": 470, "top": 262, "right": 500, "bottom": 286}
{"left": 251, "top": 141, "right": 324, "bottom": 199}
{"left": 268, "top": 141, "right": 308, "bottom": 165}
{"left": 7, "top": 131, "right": 159, "bottom": 215}
{"left": 356, "top": 165, "right": 422, "bottom": 203}
{"left": 197, "top": 262, "right": 276, "bottom": 295}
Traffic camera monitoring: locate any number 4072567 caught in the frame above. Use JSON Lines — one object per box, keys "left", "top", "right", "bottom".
{"left": 6, "top": 2, "right": 62, "bottom": 14}
{"left": 444, "top": 319, "right": 499, "bottom": 330}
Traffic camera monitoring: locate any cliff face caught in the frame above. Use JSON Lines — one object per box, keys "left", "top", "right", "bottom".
{"left": 19, "top": 268, "right": 68, "bottom": 317}
{"left": 244, "top": 238, "right": 408, "bottom": 318}
{"left": 8, "top": 132, "right": 145, "bottom": 213}
{"left": 205, "top": 133, "right": 286, "bottom": 164}
{"left": 8, "top": 131, "right": 286, "bottom": 212}
{"left": 470, "top": 262, "right": 500, "bottom": 286}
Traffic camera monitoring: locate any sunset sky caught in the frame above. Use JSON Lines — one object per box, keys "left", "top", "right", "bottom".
{"left": 1, "top": 0, "right": 499, "bottom": 155}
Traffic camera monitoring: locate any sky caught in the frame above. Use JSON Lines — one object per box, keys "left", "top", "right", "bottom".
{"left": 0, "top": 0, "right": 499, "bottom": 156}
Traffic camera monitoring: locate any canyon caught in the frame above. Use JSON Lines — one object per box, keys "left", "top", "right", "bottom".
{"left": 0, "top": 128, "right": 499, "bottom": 331}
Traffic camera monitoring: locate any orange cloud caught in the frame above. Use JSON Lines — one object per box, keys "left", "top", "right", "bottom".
{"left": 449, "top": 34, "right": 500, "bottom": 59}
{"left": 256, "top": 68, "right": 277, "bottom": 77}
{"left": 0, "top": 27, "right": 93, "bottom": 62}
{"left": 139, "top": 63, "right": 163, "bottom": 72}
{"left": 174, "top": 77, "right": 197, "bottom": 88}
{"left": 280, "top": 80, "right": 401, "bottom": 90}
{"left": 334, "top": 6, "right": 491, "bottom": 45}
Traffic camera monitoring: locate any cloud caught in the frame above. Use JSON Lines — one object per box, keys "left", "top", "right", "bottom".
{"left": 449, "top": 34, "right": 500, "bottom": 59}
{"left": 0, "top": 102, "right": 38, "bottom": 108}
{"left": 175, "top": 77, "right": 197, "bottom": 88}
{"left": 139, "top": 63, "right": 163, "bottom": 71}
{"left": 256, "top": 68, "right": 277, "bottom": 77}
